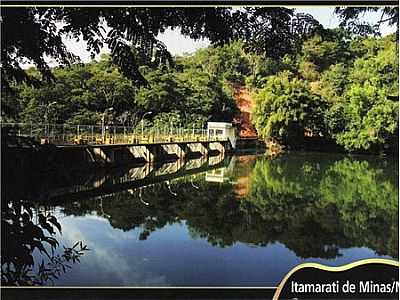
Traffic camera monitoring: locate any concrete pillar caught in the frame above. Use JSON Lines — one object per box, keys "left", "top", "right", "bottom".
{"left": 187, "top": 143, "right": 199, "bottom": 156}
{"left": 129, "top": 146, "right": 155, "bottom": 163}
{"left": 93, "top": 147, "right": 108, "bottom": 163}
{"left": 209, "top": 152, "right": 225, "bottom": 166}
{"left": 92, "top": 147, "right": 115, "bottom": 163}
{"left": 86, "top": 148, "right": 97, "bottom": 163}
{"left": 93, "top": 176, "right": 107, "bottom": 188}
{"left": 177, "top": 143, "right": 188, "bottom": 159}
{"left": 145, "top": 145, "right": 160, "bottom": 163}
{"left": 185, "top": 155, "right": 207, "bottom": 170}
{"left": 160, "top": 143, "right": 183, "bottom": 161}
{"left": 209, "top": 142, "right": 225, "bottom": 154}
{"left": 105, "top": 149, "right": 115, "bottom": 163}
{"left": 200, "top": 142, "right": 209, "bottom": 156}
{"left": 155, "top": 159, "right": 184, "bottom": 176}
{"left": 186, "top": 142, "right": 209, "bottom": 157}
{"left": 128, "top": 164, "right": 153, "bottom": 180}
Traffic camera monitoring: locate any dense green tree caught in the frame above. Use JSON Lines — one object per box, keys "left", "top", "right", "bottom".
{"left": 324, "top": 34, "right": 399, "bottom": 152}
{"left": 252, "top": 28, "right": 398, "bottom": 153}
{"left": 311, "top": 63, "right": 349, "bottom": 102}
{"left": 179, "top": 41, "right": 251, "bottom": 84}
{"left": 4, "top": 51, "right": 239, "bottom": 128}
{"left": 253, "top": 71, "right": 327, "bottom": 144}
{"left": 348, "top": 35, "right": 399, "bottom": 95}
{"left": 8, "top": 56, "right": 138, "bottom": 126}
{"left": 327, "top": 83, "right": 398, "bottom": 152}
{"left": 135, "top": 63, "right": 237, "bottom": 127}
{"left": 301, "top": 28, "right": 351, "bottom": 72}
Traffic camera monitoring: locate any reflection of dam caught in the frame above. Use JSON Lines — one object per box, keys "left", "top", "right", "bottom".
{"left": 205, "top": 155, "right": 237, "bottom": 183}
{"left": 205, "top": 168, "right": 229, "bottom": 183}
{"left": 57, "top": 153, "right": 398, "bottom": 261}
{"left": 2, "top": 132, "right": 233, "bottom": 204}
{"left": 42, "top": 153, "right": 230, "bottom": 204}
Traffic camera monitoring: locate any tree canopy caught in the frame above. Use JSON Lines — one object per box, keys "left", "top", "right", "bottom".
{"left": 2, "top": 7, "right": 398, "bottom": 153}
{"left": 2, "top": 7, "right": 322, "bottom": 91}
{"left": 252, "top": 30, "right": 398, "bottom": 153}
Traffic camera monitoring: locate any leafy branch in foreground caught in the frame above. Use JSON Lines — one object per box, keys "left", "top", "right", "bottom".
{"left": 1, "top": 200, "right": 89, "bottom": 286}
{"left": 334, "top": 7, "right": 399, "bottom": 37}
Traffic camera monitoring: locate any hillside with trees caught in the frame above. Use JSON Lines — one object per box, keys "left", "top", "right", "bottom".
{"left": 252, "top": 30, "right": 398, "bottom": 153}
{"left": 1, "top": 7, "right": 398, "bottom": 154}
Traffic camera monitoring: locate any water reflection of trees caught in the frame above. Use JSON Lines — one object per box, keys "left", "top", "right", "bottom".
{"left": 247, "top": 155, "right": 398, "bottom": 258}
{"left": 60, "top": 155, "right": 398, "bottom": 259}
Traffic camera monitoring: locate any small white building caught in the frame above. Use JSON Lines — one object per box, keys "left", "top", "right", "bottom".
{"left": 207, "top": 122, "right": 237, "bottom": 149}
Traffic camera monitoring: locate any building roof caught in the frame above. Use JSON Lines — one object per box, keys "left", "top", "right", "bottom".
{"left": 207, "top": 122, "right": 233, "bottom": 128}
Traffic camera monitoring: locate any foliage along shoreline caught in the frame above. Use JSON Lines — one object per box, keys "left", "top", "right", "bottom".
{"left": 2, "top": 30, "right": 398, "bottom": 155}
{"left": 252, "top": 31, "right": 398, "bottom": 155}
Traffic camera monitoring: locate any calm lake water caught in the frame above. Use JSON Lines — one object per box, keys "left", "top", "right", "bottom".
{"left": 3, "top": 152, "right": 399, "bottom": 286}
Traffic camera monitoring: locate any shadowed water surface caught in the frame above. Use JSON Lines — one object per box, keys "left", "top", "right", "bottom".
{"left": 2, "top": 152, "right": 398, "bottom": 286}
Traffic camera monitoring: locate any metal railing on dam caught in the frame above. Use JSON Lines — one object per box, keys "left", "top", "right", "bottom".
{"left": 1, "top": 122, "right": 222, "bottom": 145}
{"left": 2, "top": 123, "right": 233, "bottom": 178}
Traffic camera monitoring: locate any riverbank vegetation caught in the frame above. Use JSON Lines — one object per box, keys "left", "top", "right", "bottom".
{"left": 252, "top": 31, "right": 398, "bottom": 153}
{"left": 1, "top": 7, "right": 398, "bottom": 153}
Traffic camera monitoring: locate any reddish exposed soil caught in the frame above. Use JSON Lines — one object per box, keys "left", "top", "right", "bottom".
{"left": 233, "top": 86, "right": 258, "bottom": 138}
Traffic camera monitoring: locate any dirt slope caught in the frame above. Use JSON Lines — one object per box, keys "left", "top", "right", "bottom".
{"left": 233, "top": 86, "right": 258, "bottom": 138}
